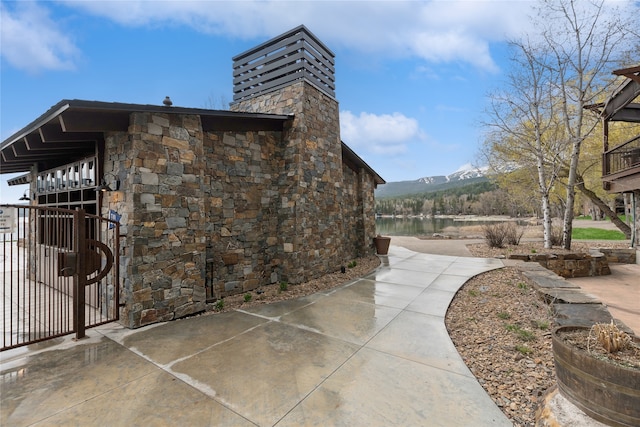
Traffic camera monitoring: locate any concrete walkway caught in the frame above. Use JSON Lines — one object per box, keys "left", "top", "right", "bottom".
{"left": 392, "top": 236, "right": 640, "bottom": 334}
{"left": 565, "top": 264, "right": 640, "bottom": 335}
{"left": 1, "top": 246, "right": 508, "bottom": 426}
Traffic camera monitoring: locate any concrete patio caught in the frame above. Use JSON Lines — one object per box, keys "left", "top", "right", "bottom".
{"left": 1, "top": 246, "right": 509, "bottom": 426}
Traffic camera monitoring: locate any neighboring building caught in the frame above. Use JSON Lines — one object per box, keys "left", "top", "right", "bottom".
{"left": 0, "top": 25, "right": 384, "bottom": 328}
{"left": 596, "top": 65, "right": 640, "bottom": 248}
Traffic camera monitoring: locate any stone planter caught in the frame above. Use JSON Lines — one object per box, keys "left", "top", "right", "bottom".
{"left": 552, "top": 326, "right": 640, "bottom": 427}
{"left": 373, "top": 236, "right": 391, "bottom": 255}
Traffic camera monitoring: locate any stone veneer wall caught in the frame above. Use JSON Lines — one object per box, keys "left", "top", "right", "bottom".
{"left": 507, "top": 252, "right": 611, "bottom": 278}
{"left": 104, "top": 112, "right": 286, "bottom": 327}
{"left": 231, "top": 81, "right": 373, "bottom": 284}
{"left": 104, "top": 113, "right": 208, "bottom": 327}
{"left": 341, "top": 163, "right": 377, "bottom": 257}
{"left": 102, "top": 81, "right": 377, "bottom": 328}
{"left": 202, "top": 129, "right": 284, "bottom": 298}
{"left": 593, "top": 247, "right": 636, "bottom": 264}
{"left": 360, "top": 167, "right": 377, "bottom": 252}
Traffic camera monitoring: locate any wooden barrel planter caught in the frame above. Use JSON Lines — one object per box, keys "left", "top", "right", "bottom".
{"left": 552, "top": 326, "right": 640, "bottom": 427}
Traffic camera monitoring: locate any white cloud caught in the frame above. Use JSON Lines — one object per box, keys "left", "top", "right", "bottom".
{"left": 7, "top": 1, "right": 638, "bottom": 75}
{"left": 0, "top": 2, "right": 79, "bottom": 73}
{"left": 340, "top": 110, "right": 424, "bottom": 155}
{"left": 60, "top": 0, "right": 537, "bottom": 72}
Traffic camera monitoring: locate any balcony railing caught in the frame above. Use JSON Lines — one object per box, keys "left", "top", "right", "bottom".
{"left": 603, "top": 134, "right": 640, "bottom": 178}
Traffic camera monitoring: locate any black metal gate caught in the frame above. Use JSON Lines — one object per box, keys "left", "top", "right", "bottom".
{"left": 1, "top": 205, "right": 119, "bottom": 351}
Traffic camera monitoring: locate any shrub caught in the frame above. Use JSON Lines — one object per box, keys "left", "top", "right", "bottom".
{"left": 550, "top": 226, "right": 564, "bottom": 246}
{"left": 279, "top": 281, "right": 288, "bottom": 292}
{"left": 244, "top": 293, "right": 252, "bottom": 302}
{"left": 481, "top": 221, "right": 524, "bottom": 247}
{"left": 215, "top": 299, "right": 224, "bottom": 311}
{"left": 504, "top": 223, "right": 525, "bottom": 246}
{"left": 483, "top": 223, "right": 508, "bottom": 248}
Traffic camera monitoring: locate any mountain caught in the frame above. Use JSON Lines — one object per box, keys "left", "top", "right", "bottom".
{"left": 375, "top": 164, "right": 491, "bottom": 199}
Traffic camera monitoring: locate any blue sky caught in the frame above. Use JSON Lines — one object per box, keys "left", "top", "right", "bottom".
{"left": 1, "top": 1, "right": 635, "bottom": 202}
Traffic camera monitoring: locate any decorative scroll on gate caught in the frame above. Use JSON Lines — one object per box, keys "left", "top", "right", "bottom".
{"left": 1, "top": 205, "right": 120, "bottom": 351}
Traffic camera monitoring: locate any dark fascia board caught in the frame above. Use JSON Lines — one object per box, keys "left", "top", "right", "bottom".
{"left": 341, "top": 141, "right": 385, "bottom": 186}
{"left": 55, "top": 99, "right": 292, "bottom": 121}
{"left": 602, "top": 81, "right": 640, "bottom": 121}
{"left": 601, "top": 66, "right": 640, "bottom": 122}
{"left": 613, "top": 65, "right": 640, "bottom": 79}
{"left": 1, "top": 99, "right": 291, "bottom": 174}
{"left": 0, "top": 100, "right": 71, "bottom": 151}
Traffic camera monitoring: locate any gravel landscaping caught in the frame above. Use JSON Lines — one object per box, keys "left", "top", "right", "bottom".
{"left": 445, "top": 265, "right": 555, "bottom": 427}
{"left": 454, "top": 240, "right": 632, "bottom": 426}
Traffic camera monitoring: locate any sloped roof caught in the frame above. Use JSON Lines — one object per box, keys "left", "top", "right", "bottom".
{"left": 1, "top": 99, "right": 291, "bottom": 174}
{"left": 341, "top": 142, "right": 385, "bottom": 186}
{"left": 2, "top": 99, "right": 384, "bottom": 186}
{"left": 599, "top": 65, "right": 640, "bottom": 122}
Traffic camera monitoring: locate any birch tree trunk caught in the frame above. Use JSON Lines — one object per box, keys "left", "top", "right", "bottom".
{"left": 562, "top": 139, "right": 581, "bottom": 248}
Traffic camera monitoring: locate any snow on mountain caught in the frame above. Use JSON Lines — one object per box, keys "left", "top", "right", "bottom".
{"left": 375, "top": 164, "right": 492, "bottom": 198}
{"left": 417, "top": 164, "right": 489, "bottom": 183}
{"left": 445, "top": 164, "right": 489, "bottom": 181}
{"left": 453, "top": 163, "right": 475, "bottom": 174}
{"left": 417, "top": 175, "right": 446, "bottom": 184}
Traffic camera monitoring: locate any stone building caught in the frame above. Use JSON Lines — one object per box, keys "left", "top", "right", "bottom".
{"left": 1, "top": 25, "right": 384, "bottom": 328}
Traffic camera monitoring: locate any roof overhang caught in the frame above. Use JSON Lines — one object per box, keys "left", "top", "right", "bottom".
{"left": 341, "top": 141, "right": 385, "bottom": 187}
{"left": 1, "top": 99, "right": 291, "bottom": 176}
{"left": 593, "top": 65, "right": 640, "bottom": 122}
{"left": 2, "top": 99, "right": 384, "bottom": 189}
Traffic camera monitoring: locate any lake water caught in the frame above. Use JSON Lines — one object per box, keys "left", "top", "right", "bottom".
{"left": 375, "top": 217, "right": 525, "bottom": 236}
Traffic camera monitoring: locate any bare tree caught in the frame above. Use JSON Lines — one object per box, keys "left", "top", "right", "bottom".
{"left": 483, "top": 38, "right": 565, "bottom": 248}
{"left": 535, "top": 0, "right": 637, "bottom": 248}
{"left": 485, "top": 0, "right": 638, "bottom": 248}
{"left": 203, "top": 93, "right": 230, "bottom": 110}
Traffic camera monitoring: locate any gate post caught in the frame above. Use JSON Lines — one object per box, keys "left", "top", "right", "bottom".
{"left": 74, "top": 208, "right": 87, "bottom": 339}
